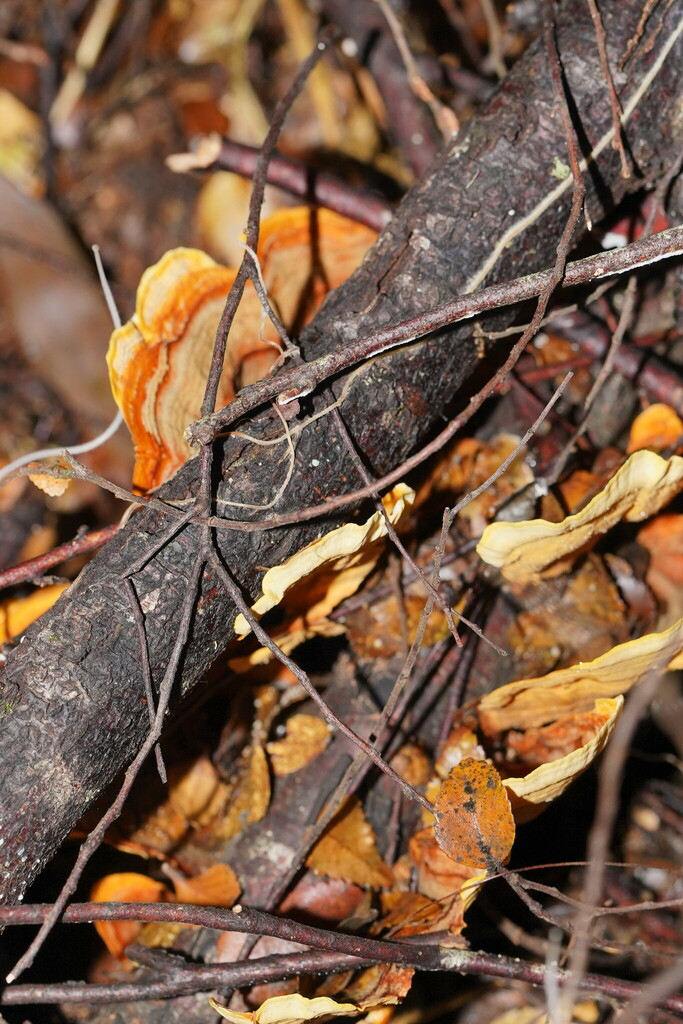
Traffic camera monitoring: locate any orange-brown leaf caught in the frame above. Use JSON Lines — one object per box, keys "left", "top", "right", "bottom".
{"left": 0, "top": 582, "right": 69, "bottom": 644}
{"left": 90, "top": 872, "right": 170, "bottom": 959}
{"left": 214, "top": 742, "right": 271, "bottom": 842}
{"left": 266, "top": 715, "right": 330, "bottom": 776}
{"left": 306, "top": 798, "right": 393, "bottom": 889}
{"left": 168, "top": 863, "right": 241, "bottom": 907}
{"left": 627, "top": 403, "right": 683, "bottom": 454}
{"left": 434, "top": 759, "right": 515, "bottom": 870}
{"left": 408, "top": 826, "right": 483, "bottom": 908}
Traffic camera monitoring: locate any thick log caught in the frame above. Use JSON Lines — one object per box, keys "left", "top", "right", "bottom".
{"left": 1, "top": 0, "right": 682, "bottom": 906}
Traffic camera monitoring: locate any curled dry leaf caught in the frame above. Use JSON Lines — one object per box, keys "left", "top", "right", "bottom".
{"left": 502, "top": 697, "right": 623, "bottom": 822}
{"left": 214, "top": 741, "right": 271, "bottom": 842}
{"left": 476, "top": 451, "right": 683, "bottom": 583}
{"left": 266, "top": 714, "right": 330, "bottom": 776}
{"left": 408, "top": 826, "right": 485, "bottom": 906}
{"left": 91, "top": 864, "right": 241, "bottom": 959}
{"left": 0, "top": 582, "right": 69, "bottom": 645}
{"left": 167, "top": 754, "right": 232, "bottom": 827}
{"left": 164, "top": 863, "right": 241, "bottom": 907}
{"left": 209, "top": 993, "right": 359, "bottom": 1024}
{"left": 90, "top": 872, "right": 169, "bottom": 959}
{"left": 306, "top": 797, "right": 393, "bottom": 889}
{"left": 478, "top": 616, "right": 683, "bottom": 734}
{"left": 638, "top": 514, "right": 683, "bottom": 626}
{"left": 27, "top": 467, "right": 71, "bottom": 497}
{"left": 433, "top": 759, "right": 516, "bottom": 871}
{"left": 107, "top": 207, "right": 377, "bottom": 492}
{"left": 232, "top": 484, "right": 414, "bottom": 665}
{"left": 626, "top": 403, "right": 683, "bottom": 454}
{"left": 334, "top": 962, "right": 415, "bottom": 1013}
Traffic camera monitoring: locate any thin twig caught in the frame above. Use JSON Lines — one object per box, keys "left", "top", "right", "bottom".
{"left": 0, "top": 524, "right": 118, "bottom": 592}
{"left": 585, "top": 0, "right": 631, "bottom": 177}
{"left": 188, "top": 225, "right": 683, "bottom": 448}
{"left": 210, "top": 138, "right": 393, "bottom": 231}
{"left": 373, "top": 0, "right": 459, "bottom": 137}
{"left": 207, "top": 549, "right": 433, "bottom": 811}
{"left": 121, "top": 577, "right": 165, "bottom": 781}
{"left": 200, "top": 29, "right": 335, "bottom": 418}
{"left": 560, "top": 670, "right": 670, "bottom": 1021}
{"left": 3, "top": 902, "right": 683, "bottom": 1013}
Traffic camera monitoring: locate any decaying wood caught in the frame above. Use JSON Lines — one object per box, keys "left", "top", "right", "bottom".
{"left": 1, "top": 0, "right": 682, "bottom": 910}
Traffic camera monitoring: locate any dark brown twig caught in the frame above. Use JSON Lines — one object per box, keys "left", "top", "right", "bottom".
{"left": 585, "top": 0, "right": 631, "bottom": 177}
{"left": 2, "top": 902, "right": 683, "bottom": 1014}
{"left": 207, "top": 549, "right": 434, "bottom": 812}
{"left": 200, "top": 31, "right": 335, "bottom": 418}
{"left": 188, "top": 225, "right": 683, "bottom": 447}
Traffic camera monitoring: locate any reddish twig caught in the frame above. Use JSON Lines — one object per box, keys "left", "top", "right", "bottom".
{"left": 0, "top": 524, "right": 118, "bottom": 591}
{"left": 211, "top": 139, "right": 393, "bottom": 232}
{"left": 2, "top": 902, "right": 683, "bottom": 1014}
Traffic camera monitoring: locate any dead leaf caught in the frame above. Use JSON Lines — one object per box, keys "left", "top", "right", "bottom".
{"left": 306, "top": 798, "right": 393, "bottom": 889}
{"left": 627, "top": 403, "right": 683, "bottom": 453}
{"left": 166, "top": 863, "right": 241, "bottom": 907}
{"left": 209, "top": 993, "right": 359, "bottom": 1024}
{"left": 0, "top": 583, "right": 70, "bottom": 644}
{"left": 232, "top": 484, "right": 414, "bottom": 664}
{"left": 638, "top": 514, "right": 683, "bottom": 626}
{"left": 266, "top": 714, "right": 330, "bottom": 776}
{"left": 344, "top": 590, "right": 450, "bottom": 663}
{"left": 505, "top": 555, "right": 628, "bottom": 680}
{"left": 214, "top": 742, "right": 271, "bottom": 842}
{"left": 337, "top": 961, "right": 414, "bottom": 1010}
{"left": 424, "top": 433, "right": 534, "bottom": 535}
{"left": 0, "top": 88, "right": 43, "bottom": 195}
{"left": 435, "top": 726, "right": 486, "bottom": 781}
{"left": 476, "top": 451, "right": 683, "bottom": 583}
{"left": 279, "top": 875, "right": 365, "bottom": 923}
{"left": 502, "top": 697, "right": 623, "bottom": 821}
{"left": 90, "top": 872, "right": 170, "bottom": 959}
{"left": 408, "top": 827, "right": 485, "bottom": 906}
{"left": 0, "top": 176, "right": 125, "bottom": 461}
{"left": 503, "top": 699, "right": 619, "bottom": 767}
{"left": 478, "top": 617, "right": 683, "bottom": 734}
{"left": 27, "top": 467, "right": 71, "bottom": 497}
{"left": 558, "top": 469, "right": 603, "bottom": 514}
{"left": 433, "top": 759, "right": 516, "bottom": 870}
{"left": 167, "top": 755, "right": 231, "bottom": 827}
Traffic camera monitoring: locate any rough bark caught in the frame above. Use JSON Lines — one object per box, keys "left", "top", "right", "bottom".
{"left": 1, "top": 0, "right": 682, "bottom": 905}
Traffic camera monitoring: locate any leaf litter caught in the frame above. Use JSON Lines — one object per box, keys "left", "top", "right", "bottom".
{"left": 2, "top": 3, "right": 683, "bottom": 1023}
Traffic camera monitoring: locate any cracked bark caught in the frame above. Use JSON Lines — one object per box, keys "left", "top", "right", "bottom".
{"left": 1, "top": 0, "right": 682, "bottom": 907}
